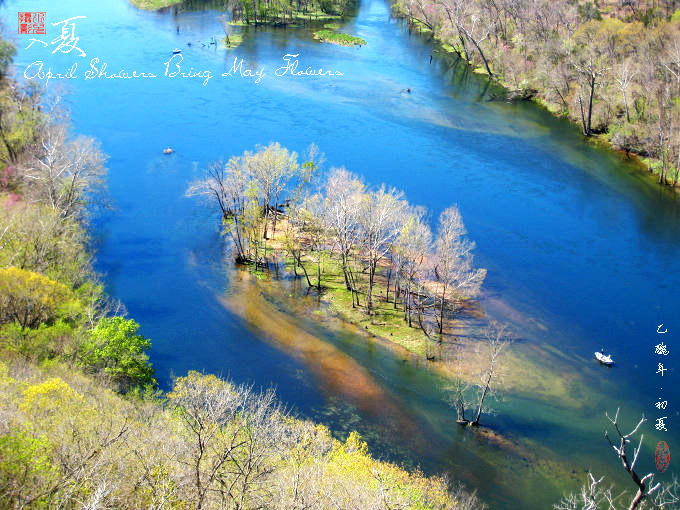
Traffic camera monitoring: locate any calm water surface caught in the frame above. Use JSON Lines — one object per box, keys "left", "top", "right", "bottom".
{"left": 4, "top": 0, "right": 680, "bottom": 507}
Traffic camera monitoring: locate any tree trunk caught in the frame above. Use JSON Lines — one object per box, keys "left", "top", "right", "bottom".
{"left": 578, "top": 95, "right": 589, "bottom": 136}
{"left": 472, "top": 373, "right": 492, "bottom": 426}
{"left": 587, "top": 74, "right": 595, "bottom": 135}
{"left": 366, "top": 261, "right": 376, "bottom": 313}
{"left": 438, "top": 284, "right": 447, "bottom": 336}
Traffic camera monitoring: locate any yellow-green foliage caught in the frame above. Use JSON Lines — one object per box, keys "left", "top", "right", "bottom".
{"left": 0, "top": 267, "right": 76, "bottom": 330}
{"left": 0, "top": 198, "right": 91, "bottom": 288}
{"left": 0, "top": 364, "right": 466, "bottom": 509}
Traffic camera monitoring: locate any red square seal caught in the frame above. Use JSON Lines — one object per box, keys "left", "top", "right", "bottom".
{"left": 18, "top": 12, "right": 46, "bottom": 35}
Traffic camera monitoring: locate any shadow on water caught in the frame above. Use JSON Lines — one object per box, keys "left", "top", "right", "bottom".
{"left": 206, "top": 260, "right": 633, "bottom": 508}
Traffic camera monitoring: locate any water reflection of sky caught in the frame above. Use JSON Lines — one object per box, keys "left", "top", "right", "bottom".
{"left": 4, "top": 0, "right": 679, "bottom": 508}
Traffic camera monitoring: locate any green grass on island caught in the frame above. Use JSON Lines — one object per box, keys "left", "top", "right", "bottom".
{"left": 128, "top": 0, "right": 178, "bottom": 10}
{"left": 221, "top": 33, "right": 243, "bottom": 49}
{"left": 313, "top": 29, "right": 366, "bottom": 46}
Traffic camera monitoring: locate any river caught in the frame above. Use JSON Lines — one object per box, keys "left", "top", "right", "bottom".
{"left": 5, "top": 0, "right": 680, "bottom": 507}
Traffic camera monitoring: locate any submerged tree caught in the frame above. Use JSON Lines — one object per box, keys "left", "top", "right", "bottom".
{"left": 444, "top": 348, "right": 474, "bottom": 425}
{"left": 471, "top": 322, "right": 509, "bottom": 427}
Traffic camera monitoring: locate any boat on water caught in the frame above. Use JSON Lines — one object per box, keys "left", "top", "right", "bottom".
{"left": 172, "top": 48, "right": 181, "bottom": 54}
{"left": 595, "top": 351, "right": 614, "bottom": 365}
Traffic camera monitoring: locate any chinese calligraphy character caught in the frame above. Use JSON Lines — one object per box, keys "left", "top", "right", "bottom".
{"left": 657, "top": 324, "right": 667, "bottom": 334}
{"left": 656, "top": 399, "right": 668, "bottom": 410}
{"left": 25, "top": 38, "right": 48, "bottom": 50}
{"left": 50, "top": 17, "right": 86, "bottom": 57}
{"left": 18, "top": 12, "right": 46, "bottom": 35}
{"left": 655, "top": 342, "right": 670, "bottom": 355}
{"left": 655, "top": 417, "right": 668, "bottom": 431}
{"left": 657, "top": 363, "right": 667, "bottom": 376}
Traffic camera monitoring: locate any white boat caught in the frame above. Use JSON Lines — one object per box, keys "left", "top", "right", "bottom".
{"left": 595, "top": 351, "right": 614, "bottom": 365}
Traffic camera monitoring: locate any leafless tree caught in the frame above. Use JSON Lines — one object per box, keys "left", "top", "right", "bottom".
{"left": 357, "top": 186, "right": 407, "bottom": 314}
{"left": 605, "top": 409, "right": 662, "bottom": 510}
{"left": 444, "top": 348, "right": 474, "bottom": 425}
{"left": 433, "top": 206, "right": 485, "bottom": 337}
{"left": 186, "top": 158, "right": 250, "bottom": 261}
{"left": 324, "top": 167, "right": 364, "bottom": 298}
{"left": 471, "top": 322, "right": 510, "bottom": 426}
{"left": 24, "top": 121, "right": 107, "bottom": 221}
{"left": 393, "top": 207, "right": 432, "bottom": 329}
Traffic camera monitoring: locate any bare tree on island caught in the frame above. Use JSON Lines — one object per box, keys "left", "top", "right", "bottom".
{"left": 433, "top": 205, "right": 486, "bottom": 338}
{"left": 357, "top": 186, "right": 407, "bottom": 315}
{"left": 555, "top": 409, "right": 680, "bottom": 510}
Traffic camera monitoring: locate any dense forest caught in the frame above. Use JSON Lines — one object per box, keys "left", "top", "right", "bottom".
{"left": 225, "top": 0, "right": 358, "bottom": 26}
{"left": 394, "top": 0, "right": 680, "bottom": 186}
{"left": 0, "top": 28, "right": 486, "bottom": 509}
{"left": 163, "top": 0, "right": 359, "bottom": 25}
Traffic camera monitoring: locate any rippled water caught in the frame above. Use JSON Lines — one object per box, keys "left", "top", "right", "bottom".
{"left": 5, "top": 0, "right": 680, "bottom": 507}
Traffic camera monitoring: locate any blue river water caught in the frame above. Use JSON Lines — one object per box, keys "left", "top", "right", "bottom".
{"left": 4, "top": 0, "right": 680, "bottom": 507}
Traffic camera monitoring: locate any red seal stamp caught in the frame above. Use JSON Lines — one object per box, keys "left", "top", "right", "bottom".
{"left": 18, "top": 12, "right": 46, "bottom": 35}
{"left": 655, "top": 441, "right": 670, "bottom": 473}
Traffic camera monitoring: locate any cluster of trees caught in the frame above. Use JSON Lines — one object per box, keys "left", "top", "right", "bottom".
{"left": 189, "top": 143, "right": 487, "bottom": 354}
{"left": 396, "top": 0, "right": 680, "bottom": 186}
{"left": 0, "top": 366, "right": 483, "bottom": 509}
{"left": 223, "top": 0, "right": 357, "bottom": 25}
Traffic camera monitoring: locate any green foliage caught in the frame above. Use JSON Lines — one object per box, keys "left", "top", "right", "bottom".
{"left": 0, "top": 431, "right": 58, "bottom": 508}
{"left": 0, "top": 320, "right": 76, "bottom": 362}
{"left": 0, "top": 39, "right": 16, "bottom": 80}
{"left": 229, "top": 0, "right": 356, "bottom": 25}
{"left": 80, "top": 317, "right": 155, "bottom": 391}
